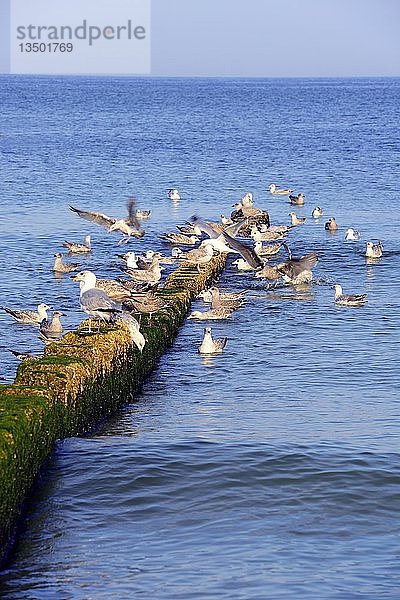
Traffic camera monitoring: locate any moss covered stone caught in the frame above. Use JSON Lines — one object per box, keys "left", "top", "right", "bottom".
{"left": 0, "top": 252, "right": 227, "bottom": 565}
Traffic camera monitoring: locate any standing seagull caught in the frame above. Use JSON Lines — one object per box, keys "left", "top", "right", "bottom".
{"left": 198, "top": 327, "right": 227, "bottom": 354}
{"left": 180, "top": 244, "right": 214, "bottom": 271}
{"left": 70, "top": 198, "right": 144, "bottom": 244}
{"left": 72, "top": 270, "right": 145, "bottom": 351}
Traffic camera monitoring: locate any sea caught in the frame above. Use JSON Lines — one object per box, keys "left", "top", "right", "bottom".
{"left": 0, "top": 76, "right": 400, "bottom": 599}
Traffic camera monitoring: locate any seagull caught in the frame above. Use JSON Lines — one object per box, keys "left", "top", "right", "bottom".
{"left": 168, "top": 189, "right": 181, "bottom": 201}
{"left": 250, "top": 226, "right": 285, "bottom": 241}
{"left": 289, "top": 212, "right": 306, "bottom": 226}
{"left": 231, "top": 202, "right": 264, "bottom": 219}
{"left": 188, "top": 215, "right": 263, "bottom": 269}
{"left": 158, "top": 247, "right": 183, "bottom": 264}
{"left": 135, "top": 209, "right": 151, "bottom": 220}
{"left": 206, "top": 286, "right": 245, "bottom": 310}
{"left": 96, "top": 278, "right": 136, "bottom": 301}
{"left": 276, "top": 252, "right": 319, "bottom": 284}
{"left": 289, "top": 193, "right": 305, "bottom": 205}
{"left": 199, "top": 287, "right": 247, "bottom": 304}
{"left": 254, "top": 264, "right": 281, "bottom": 281}
{"left": 122, "top": 292, "right": 170, "bottom": 318}
{"left": 333, "top": 284, "right": 367, "bottom": 306}
{"left": 117, "top": 251, "right": 139, "bottom": 269}
{"left": 312, "top": 207, "right": 323, "bottom": 218}
{"left": 53, "top": 252, "right": 80, "bottom": 273}
{"left": 62, "top": 235, "right": 91, "bottom": 253}
{"left": 39, "top": 311, "right": 64, "bottom": 343}
{"left": 72, "top": 270, "right": 145, "bottom": 350}
{"left": 325, "top": 217, "right": 338, "bottom": 231}
{"left": 254, "top": 241, "right": 283, "bottom": 257}
{"left": 198, "top": 327, "right": 227, "bottom": 354}
{"left": 160, "top": 232, "right": 199, "bottom": 246}
{"left": 123, "top": 256, "right": 163, "bottom": 284}
{"left": 180, "top": 244, "right": 214, "bottom": 271}
{"left": 232, "top": 258, "right": 255, "bottom": 271}
{"left": 70, "top": 198, "right": 144, "bottom": 244}
{"left": 269, "top": 184, "right": 294, "bottom": 195}
{"left": 7, "top": 348, "right": 41, "bottom": 361}
{"left": 188, "top": 306, "right": 237, "bottom": 320}
{"left": 345, "top": 228, "right": 361, "bottom": 241}
{"left": 1, "top": 303, "right": 51, "bottom": 325}
{"left": 239, "top": 192, "right": 254, "bottom": 207}
{"left": 365, "top": 241, "right": 383, "bottom": 258}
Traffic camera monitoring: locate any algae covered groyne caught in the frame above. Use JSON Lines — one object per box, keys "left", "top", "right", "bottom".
{"left": 0, "top": 254, "right": 227, "bottom": 564}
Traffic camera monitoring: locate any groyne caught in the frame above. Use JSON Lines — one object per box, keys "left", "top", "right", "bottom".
{"left": 0, "top": 254, "right": 227, "bottom": 564}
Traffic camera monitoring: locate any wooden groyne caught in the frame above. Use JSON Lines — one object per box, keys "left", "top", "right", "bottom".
{"left": 0, "top": 254, "right": 227, "bottom": 564}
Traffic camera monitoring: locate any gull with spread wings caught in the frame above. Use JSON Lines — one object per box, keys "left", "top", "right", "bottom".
{"left": 70, "top": 198, "right": 144, "bottom": 244}
{"left": 187, "top": 215, "right": 263, "bottom": 270}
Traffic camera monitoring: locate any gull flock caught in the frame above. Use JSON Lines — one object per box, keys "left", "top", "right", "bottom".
{"left": 2, "top": 186, "right": 381, "bottom": 364}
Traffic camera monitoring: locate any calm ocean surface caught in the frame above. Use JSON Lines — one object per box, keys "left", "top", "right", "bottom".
{"left": 0, "top": 77, "right": 400, "bottom": 598}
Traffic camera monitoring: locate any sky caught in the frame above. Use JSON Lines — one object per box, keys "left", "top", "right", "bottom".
{"left": 1, "top": 0, "right": 400, "bottom": 76}
{"left": 151, "top": 0, "right": 400, "bottom": 77}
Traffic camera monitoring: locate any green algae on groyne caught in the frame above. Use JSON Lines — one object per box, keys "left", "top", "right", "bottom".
{"left": 0, "top": 253, "right": 227, "bottom": 564}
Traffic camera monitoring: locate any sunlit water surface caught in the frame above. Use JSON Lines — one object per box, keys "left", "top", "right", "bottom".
{"left": 0, "top": 77, "right": 400, "bottom": 599}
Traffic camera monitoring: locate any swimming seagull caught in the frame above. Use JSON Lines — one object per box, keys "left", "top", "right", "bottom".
{"left": 1, "top": 303, "right": 51, "bottom": 325}
{"left": 250, "top": 226, "right": 285, "bottom": 242}
{"left": 53, "top": 253, "right": 80, "bottom": 273}
{"left": 276, "top": 252, "right": 319, "bottom": 284}
{"left": 289, "top": 212, "right": 306, "bottom": 226}
{"left": 254, "top": 241, "right": 283, "bottom": 257}
{"left": 187, "top": 215, "right": 263, "bottom": 269}
{"left": 62, "top": 235, "right": 91, "bottom": 253}
{"left": 39, "top": 311, "right": 64, "bottom": 343}
{"left": 135, "top": 209, "right": 152, "bottom": 220}
{"left": 269, "top": 184, "right": 294, "bottom": 195}
{"left": 72, "top": 270, "right": 145, "bottom": 351}
{"left": 160, "top": 232, "right": 199, "bottom": 246}
{"left": 312, "top": 207, "right": 323, "bottom": 218}
{"left": 7, "top": 348, "right": 41, "bottom": 361}
{"left": 325, "top": 217, "right": 338, "bottom": 231}
{"left": 365, "top": 241, "right": 383, "bottom": 258}
{"left": 70, "top": 198, "right": 144, "bottom": 244}
{"left": 198, "top": 327, "right": 227, "bottom": 354}
{"left": 188, "top": 306, "right": 237, "bottom": 320}
{"left": 206, "top": 286, "right": 245, "bottom": 311}
{"left": 345, "top": 228, "right": 361, "bottom": 241}
{"left": 289, "top": 193, "right": 305, "bottom": 205}
{"left": 333, "top": 284, "right": 367, "bottom": 306}
{"left": 168, "top": 189, "right": 181, "bottom": 201}
{"left": 199, "top": 287, "right": 247, "bottom": 304}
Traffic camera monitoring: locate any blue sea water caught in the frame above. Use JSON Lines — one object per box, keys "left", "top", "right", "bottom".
{"left": 0, "top": 76, "right": 400, "bottom": 598}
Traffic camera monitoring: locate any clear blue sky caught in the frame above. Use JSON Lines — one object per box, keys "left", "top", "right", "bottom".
{"left": 152, "top": 0, "right": 400, "bottom": 77}
{"left": 1, "top": 0, "right": 399, "bottom": 76}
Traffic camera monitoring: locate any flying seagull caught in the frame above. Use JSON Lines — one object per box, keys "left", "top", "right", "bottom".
{"left": 70, "top": 198, "right": 144, "bottom": 244}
